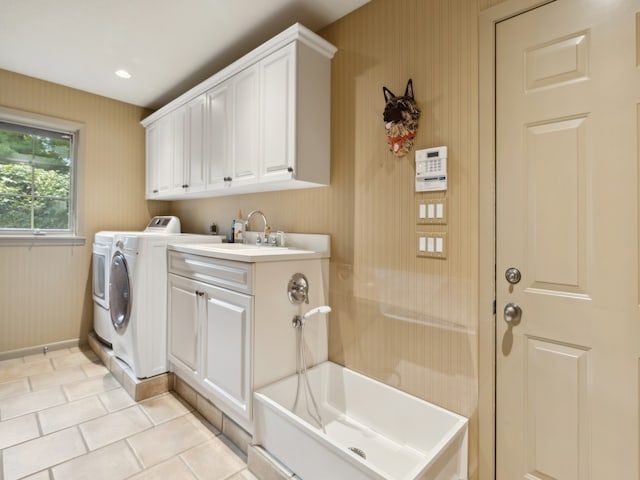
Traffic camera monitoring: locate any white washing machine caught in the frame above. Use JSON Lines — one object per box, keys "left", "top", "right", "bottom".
{"left": 93, "top": 217, "right": 183, "bottom": 346}
{"left": 106, "top": 216, "right": 222, "bottom": 378}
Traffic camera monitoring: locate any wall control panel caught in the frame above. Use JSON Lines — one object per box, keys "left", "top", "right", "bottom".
{"left": 416, "top": 232, "right": 447, "bottom": 259}
{"left": 416, "top": 198, "right": 447, "bottom": 225}
{"left": 415, "top": 146, "right": 447, "bottom": 192}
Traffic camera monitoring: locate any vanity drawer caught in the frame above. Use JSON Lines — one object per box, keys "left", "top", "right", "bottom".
{"left": 168, "top": 251, "right": 253, "bottom": 294}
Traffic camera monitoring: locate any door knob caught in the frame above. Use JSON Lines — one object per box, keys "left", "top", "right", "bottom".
{"left": 503, "top": 303, "right": 522, "bottom": 324}
{"left": 505, "top": 267, "right": 521, "bottom": 285}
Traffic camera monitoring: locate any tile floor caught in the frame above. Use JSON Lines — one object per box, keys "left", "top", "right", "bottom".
{"left": 0, "top": 346, "right": 259, "bottom": 480}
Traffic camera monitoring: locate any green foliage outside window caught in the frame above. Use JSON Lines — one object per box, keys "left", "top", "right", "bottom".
{"left": 0, "top": 126, "right": 73, "bottom": 231}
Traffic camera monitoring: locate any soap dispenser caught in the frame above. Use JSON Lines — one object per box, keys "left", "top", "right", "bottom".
{"left": 233, "top": 209, "right": 244, "bottom": 243}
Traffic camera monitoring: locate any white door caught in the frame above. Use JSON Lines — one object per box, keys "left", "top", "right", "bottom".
{"left": 496, "top": 1, "right": 640, "bottom": 478}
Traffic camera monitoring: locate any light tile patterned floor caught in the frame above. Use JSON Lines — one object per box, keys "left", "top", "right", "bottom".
{"left": 0, "top": 347, "right": 258, "bottom": 480}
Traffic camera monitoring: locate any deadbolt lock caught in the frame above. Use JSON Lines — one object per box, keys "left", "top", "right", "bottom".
{"left": 505, "top": 267, "right": 521, "bottom": 285}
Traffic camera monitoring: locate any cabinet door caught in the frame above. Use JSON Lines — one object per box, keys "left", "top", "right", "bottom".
{"left": 168, "top": 274, "right": 200, "bottom": 375}
{"left": 171, "top": 105, "right": 187, "bottom": 194}
{"left": 230, "top": 65, "right": 259, "bottom": 186}
{"left": 206, "top": 83, "right": 231, "bottom": 189}
{"left": 145, "top": 114, "right": 173, "bottom": 198}
{"left": 202, "top": 283, "right": 252, "bottom": 420}
{"left": 259, "top": 43, "right": 296, "bottom": 181}
{"left": 186, "top": 95, "right": 207, "bottom": 192}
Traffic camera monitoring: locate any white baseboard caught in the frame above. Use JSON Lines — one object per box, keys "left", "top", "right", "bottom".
{"left": 0, "top": 338, "right": 84, "bottom": 361}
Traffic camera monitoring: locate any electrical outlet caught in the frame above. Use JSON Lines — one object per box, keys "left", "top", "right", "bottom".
{"left": 416, "top": 198, "right": 447, "bottom": 225}
{"left": 416, "top": 232, "right": 447, "bottom": 259}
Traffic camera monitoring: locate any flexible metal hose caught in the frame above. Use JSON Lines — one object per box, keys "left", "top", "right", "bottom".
{"left": 293, "top": 320, "right": 324, "bottom": 431}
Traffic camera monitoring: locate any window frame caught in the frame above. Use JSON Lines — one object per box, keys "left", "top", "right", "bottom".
{"left": 0, "top": 106, "right": 84, "bottom": 246}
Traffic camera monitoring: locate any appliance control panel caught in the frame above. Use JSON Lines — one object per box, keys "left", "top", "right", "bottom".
{"left": 415, "top": 146, "right": 447, "bottom": 192}
{"left": 144, "top": 216, "right": 181, "bottom": 233}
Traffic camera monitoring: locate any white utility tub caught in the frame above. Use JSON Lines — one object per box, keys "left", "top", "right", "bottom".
{"left": 253, "top": 361, "right": 468, "bottom": 480}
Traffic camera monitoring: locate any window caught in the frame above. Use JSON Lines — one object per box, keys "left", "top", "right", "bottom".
{"left": 0, "top": 111, "right": 80, "bottom": 240}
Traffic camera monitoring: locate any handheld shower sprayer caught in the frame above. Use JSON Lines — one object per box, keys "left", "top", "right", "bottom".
{"left": 292, "top": 305, "right": 331, "bottom": 328}
{"left": 291, "top": 304, "right": 331, "bottom": 431}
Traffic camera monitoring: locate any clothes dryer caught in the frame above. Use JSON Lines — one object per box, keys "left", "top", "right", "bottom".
{"left": 92, "top": 232, "right": 116, "bottom": 345}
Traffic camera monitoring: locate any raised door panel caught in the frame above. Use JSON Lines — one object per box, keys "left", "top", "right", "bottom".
{"left": 202, "top": 283, "right": 252, "bottom": 421}
{"left": 206, "top": 84, "right": 231, "bottom": 189}
{"left": 171, "top": 106, "right": 187, "bottom": 194}
{"left": 186, "top": 95, "right": 207, "bottom": 192}
{"left": 145, "top": 115, "right": 173, "bottom": 197}
{"left": 230, "top": 65, "right": 259, "bottom": 186}
{"left": 145, "top": 122, "right": 159, "bottom": 198}
{"left": 259, "top": 43, "right": 296, "bottom": 181}
{"left": 168, "top": 274, "right": 199, "bottom": 375}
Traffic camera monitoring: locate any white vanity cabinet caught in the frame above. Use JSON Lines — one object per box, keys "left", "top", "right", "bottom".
{"left": 142, "top": 23, "right": 336, "bottom": 200}
{"left": 167, "top": 245, "right": 329, "bottom": 433}
{"left": 168, "top": 253, "right": 253, "bottom": 422}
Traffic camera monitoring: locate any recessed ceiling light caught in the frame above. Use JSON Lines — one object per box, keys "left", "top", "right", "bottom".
{"left": 115, "top": 69, "right": 132, "bottom": 79}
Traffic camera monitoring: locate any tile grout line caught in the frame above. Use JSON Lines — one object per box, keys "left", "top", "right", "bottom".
{"left": 177, "top": 453, "right": 199, "bottom": 480}
{"left": 124, "top": 437, "right": 146, "bottom": 474}
{"left": 30, "top": 363, "right": 46, "bottom": 440}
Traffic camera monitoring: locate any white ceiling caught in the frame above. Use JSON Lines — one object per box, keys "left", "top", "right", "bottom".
{"left": 0, "top": 0, "right": 369, "bottom": 110}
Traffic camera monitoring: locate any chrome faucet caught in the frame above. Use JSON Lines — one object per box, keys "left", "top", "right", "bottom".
{"left": 246, "top": 210, "right": 271, "bottom": 244}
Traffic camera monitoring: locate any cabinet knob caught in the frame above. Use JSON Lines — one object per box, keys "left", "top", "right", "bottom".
{"left": 182, "top": 184, "right": 189, "bottom": 189}
{"left": 196, "top": 290, "right": 205, "bottom": 297}
{"left": 287, "top": 167, "right": 293, "bottom": 173}
{"left": 152, "top": 189, "right": 159, "bottom": 193}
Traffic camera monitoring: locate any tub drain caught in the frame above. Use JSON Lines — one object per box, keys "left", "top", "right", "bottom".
{"left": 348, "top": 447, "right": 367, "bottom": 460}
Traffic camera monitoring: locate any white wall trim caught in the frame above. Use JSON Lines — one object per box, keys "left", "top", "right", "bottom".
{"left": 0, "top": 338, "right": 84, "bottom": 361}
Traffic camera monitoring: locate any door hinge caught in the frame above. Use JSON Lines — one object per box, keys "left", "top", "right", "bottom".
{"left": 493, "top": 299, "right": 496, "bottom": 315}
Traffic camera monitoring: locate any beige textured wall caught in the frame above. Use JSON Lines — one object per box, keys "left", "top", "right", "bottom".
{"left": 0, "top": 69, "right": 167, "bottom": 353}
{"left": 0, "top": 0, "right": 511, "bottom": 474}
{"left": 169, "top": 0, "right": 503, "bottom": 477}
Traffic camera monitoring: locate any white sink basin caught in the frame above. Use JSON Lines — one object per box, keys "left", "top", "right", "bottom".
{"left": 168, "top": 233, "right": 331, "bottom": 262}
{"left": 200, "top": 243, "right": 287, "bottom": 251}
{"left": 169, "top": 242, "right": 318, "bottom": 261}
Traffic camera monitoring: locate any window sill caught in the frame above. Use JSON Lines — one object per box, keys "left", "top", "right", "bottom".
{"left": 0, "top": 235, "right": 86, "bottom": 247}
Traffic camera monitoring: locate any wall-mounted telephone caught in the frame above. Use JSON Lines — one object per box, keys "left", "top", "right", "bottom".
{"left": 415, "top": 146, "right": 447, "bottom": 192}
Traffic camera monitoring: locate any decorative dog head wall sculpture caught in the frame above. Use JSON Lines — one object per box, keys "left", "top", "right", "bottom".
{"left": 382, "top": 79, "right": 421, "bottom": 157}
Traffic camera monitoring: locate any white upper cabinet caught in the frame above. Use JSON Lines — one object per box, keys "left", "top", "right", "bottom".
{"left": 259, "top": 43, "right": 296, "bottom": 182}
{"left": 206, "top": 83, "right": 231, "bottom": 190}
{"left": 145, "top": 113, "right": 173, "bottom": 198}
{"left": 185, "top": 95, "right": 207, "bottom": 193}
{"left": 230, "top": 64, "right": 260, "bottom": 187}
{"left": 142, "top": 24, "right": 336, "bottom": 200}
